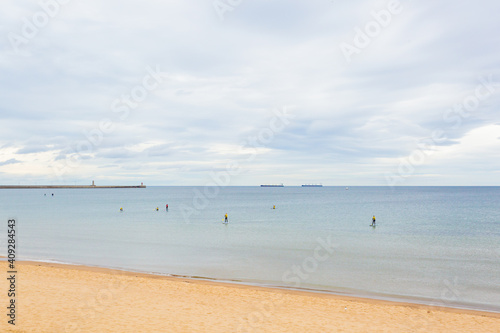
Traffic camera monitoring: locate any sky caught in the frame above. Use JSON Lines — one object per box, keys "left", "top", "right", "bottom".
{"left": 1, "top": 0, "right": 499, "bottom": 186}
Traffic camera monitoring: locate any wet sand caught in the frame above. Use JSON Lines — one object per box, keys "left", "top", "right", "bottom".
{"left": 1, "top": 261, "right": 499, "bottom": 332}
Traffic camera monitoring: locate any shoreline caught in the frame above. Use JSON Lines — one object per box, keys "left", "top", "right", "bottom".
{"left": 19, "top": 260, "right": 500, "bottom": 317}
{"left": 4, "top": 257, "right": 500, "bottom": 315}
{"left": 1, "top": 260, "right": 499, "bottom": 332}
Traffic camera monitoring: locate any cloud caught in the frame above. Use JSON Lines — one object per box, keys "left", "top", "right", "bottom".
{"left": 16, "top": 145, "right": 53, "bottom": 154}
{"left": 0, "top": 158, "right": 21, "bottom": 166}
{"left": 0, "top": 0, "right": 499, "bottom": 185}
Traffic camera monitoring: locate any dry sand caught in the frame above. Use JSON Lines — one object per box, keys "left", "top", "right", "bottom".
{"left": 1, "top": 261, "right": 499, "bottom": 332}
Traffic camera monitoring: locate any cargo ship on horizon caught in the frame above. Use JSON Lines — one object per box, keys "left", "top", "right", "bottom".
{"left": 260, "top": 184, "right": 284, "bottom": 187}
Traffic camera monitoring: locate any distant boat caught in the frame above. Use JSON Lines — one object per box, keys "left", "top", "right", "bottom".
{"left": 345, "top": 187, "right": 349, "bottom": 190}
{"left": 301, "top": 184, "right": 323, "bottom": 187}
{"left": 260, "top": 184, "right": 284, "bottom": 187}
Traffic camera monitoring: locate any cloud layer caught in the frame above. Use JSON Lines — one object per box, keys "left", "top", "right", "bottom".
{"left": 1, "top": 0, "right": 499, "bottom": 185}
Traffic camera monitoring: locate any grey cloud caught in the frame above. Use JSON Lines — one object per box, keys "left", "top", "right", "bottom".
{"left": 16, "top": 145, "right": 52, "bottom": 154}
{"left": 0, "top": 158, "right": 21, "bottom": 166}
{"left": 0, "top": 1, "right": 499, "bottom": 185}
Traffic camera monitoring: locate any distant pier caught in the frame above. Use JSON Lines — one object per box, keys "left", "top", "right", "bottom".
{"left": 0, "top": 185, "right": 146, "bottom": 189}
{"left": 0, "top": 181, "right": 146, "bottom": 189}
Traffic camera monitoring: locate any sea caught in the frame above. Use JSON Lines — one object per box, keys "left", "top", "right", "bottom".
{"left": 1, "top": 186, "right": 499, "bottom": 312}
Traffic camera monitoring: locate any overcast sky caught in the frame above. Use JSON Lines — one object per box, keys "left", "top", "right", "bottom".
{"left": 1, "top": 0, "right": 499, "bottom": 186}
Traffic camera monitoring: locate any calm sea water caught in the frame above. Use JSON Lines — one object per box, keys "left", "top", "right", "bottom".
{"left": 1, "top": 186, "right": 499, "bottom": 312}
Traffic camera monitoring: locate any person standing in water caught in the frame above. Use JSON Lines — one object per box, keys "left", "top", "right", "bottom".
{"left": 224, "top": 213, "right": 228, "bottom": 223}
{"left": 372, "top": 215, "right": 376, "bottom": 226}
{"left": 166, "top": 204, "right": 168, "bottom": 211}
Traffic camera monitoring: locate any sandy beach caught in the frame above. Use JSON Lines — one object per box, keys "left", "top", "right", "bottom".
{"left": 1, "top": 261, "right": 499, "bottom": 333}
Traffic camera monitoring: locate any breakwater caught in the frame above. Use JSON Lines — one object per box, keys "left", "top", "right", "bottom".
{"left": 0, "top": 185, "right": 146, "bottom": 189}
